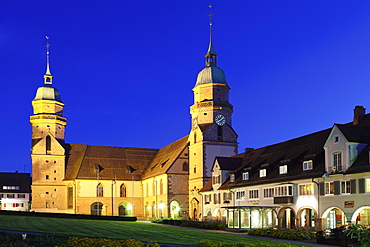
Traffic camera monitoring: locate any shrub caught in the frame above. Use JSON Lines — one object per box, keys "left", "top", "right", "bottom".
{"left": 57, "top": 237, "right": 158, "bottom": 247}
{"left": 346, "top": 224, "right": 370, "bottom": 247}
{"left": 0, "top": 232, "right": 160, "bottom": 247}
{"left": 246, "top": 228, "right": 315, "bottom": 241}
{"left": 197, "top": 240, "right": 296, "bottom": 247}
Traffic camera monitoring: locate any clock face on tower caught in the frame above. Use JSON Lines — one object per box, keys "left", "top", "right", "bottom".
{"left": 215, "top": 114, "right": 226, "bottom": 126}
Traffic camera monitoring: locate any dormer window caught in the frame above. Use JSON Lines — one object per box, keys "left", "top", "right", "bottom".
{"left": 260, "top": 169, "right": 266, "bottom": 177}
{"left": 242, "top": 172, "right": 249, "bottom": 180}
{"left": 213, "top": 175, "right": 221, "bottom": 184}
{"left": 332, "top": 152, "right": 343, "bottom": 173}
{"left": 333, "top": 135, "right": 340, "bottom": 143}
{"left": 230, "top": 174, "right": 235, "bottom": 182}
{"left": 279, "top": 165, "right": 288, "bottom": 174}
{"left": 303, "top": 160, "right": 313, "bottom": 170}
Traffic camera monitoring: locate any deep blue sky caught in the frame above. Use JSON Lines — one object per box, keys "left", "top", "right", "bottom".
{"left": 2, "top": 1, "right": 370, "bottom": 173}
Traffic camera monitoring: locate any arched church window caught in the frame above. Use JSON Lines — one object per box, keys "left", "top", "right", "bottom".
{"left": 120, "top": 184, "right": 126, "bottom": 197}
{"left": 183, "top": 162, "right": 189, "bottom": 171}
{"left": 46, "top": 135, "right": 51, "bottom": 154}
{"left": 97, "top": 183, "right": 103, "bottom": 197}
{"left": 152, "top": 181, "right": 156, "bottom": 196}
{"left": 160, "top": 179, "right": 163, "bottom": 195}
{"left": 194, "top": 132, "right": 197, "bottom": 143}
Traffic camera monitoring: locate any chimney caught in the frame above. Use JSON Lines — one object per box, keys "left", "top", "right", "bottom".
{"left": 353, "top": 106, "right": 365, "bottom": 125}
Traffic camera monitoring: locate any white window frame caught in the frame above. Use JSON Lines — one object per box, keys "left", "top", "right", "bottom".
{"left": 299, "top": 184, "right": 314, "bottom": 195}
{"left": 341, "top": 180, "right": 351, "bottom": 194}
{"left": 213, "top": 175, "right": 221, "bottom": 184}
{"left": 205, "top": 194, "right": 211, "bottom": 204}
{"left": 236, "top": 191, "right": 245, "bottom": 200}
{"left": 279, "top": 165, "right": 288, "bottom": 174}
{"left": 249, "top": 189, "right": 259, "bottom": 199}
{"left": 325, "top": 181, "right": 334, "bottom": 195}
{"left": 332, "top": 152, "right": 343, "bottom": 172}
{"left": 274, "top": 185, "right": 293, "bottom": 197}
{"left": 230, "top": 174, "right": 235, "bottom": 182}
{"left": 2, "top": 186, "right": 20, "bottom": 190}
{"left": 263, "top": 188, "right": 274, "bottom": 198}
{"left": 223, "top": 192, "right": 231, "bottom": 201}
{"left": 366, "top": 178, "right": 370, "bottom": 193}
{"left": 242, "top": 172, "right": 249, "bottom": 180}
{"left": 303, "top": 160, "right": 313, "bottom": 170}
{"left": 214, "top": 193, "right": 220, "bottom": 204}
{"left": 334, "top": 135, "right": 340, "bottom": 143}
{"left": 259, "top": 169, "right": 266, "bottom": 177}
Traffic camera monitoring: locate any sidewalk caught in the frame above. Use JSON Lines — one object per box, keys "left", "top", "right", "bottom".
{"left": 138, "top": 221, "right": 339, "bottom": 247}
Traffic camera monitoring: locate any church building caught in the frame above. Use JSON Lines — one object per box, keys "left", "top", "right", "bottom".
{"left": 30, "top": 22, "right": 238, "bottom": 219}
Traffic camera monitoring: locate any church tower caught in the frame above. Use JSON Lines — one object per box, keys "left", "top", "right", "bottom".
{"left": 30, "top": 38, "right": 68, "bottom": 212}
{"left": 188, "top": 9, "right": 238, "bottom": 220}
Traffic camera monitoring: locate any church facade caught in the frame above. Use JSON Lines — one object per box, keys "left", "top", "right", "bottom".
{"left": 30, "top": 29, "right": 238, "bottom": 219}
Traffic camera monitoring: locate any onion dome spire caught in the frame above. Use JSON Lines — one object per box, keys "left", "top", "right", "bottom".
{"left": 194, "top": 5, "right": 228, "bottom": 87}
{"left": 205, "top": 5, "right": 217, "bottom": 67}
{"left": 44, "top": 36, "right": 53, "bottom": 85}
{"left": 33, "top": 36, "right": 62, "bottom": 103}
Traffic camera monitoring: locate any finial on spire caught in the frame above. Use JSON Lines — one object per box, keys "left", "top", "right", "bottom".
{"left": 208, "top": 5, "right": 214, "bottom": 27}
{"left": 205, "top": 4, "right": 217, "bottom": 67}
{"left": 44, "top": 36, "right": 53, "bottom": 85}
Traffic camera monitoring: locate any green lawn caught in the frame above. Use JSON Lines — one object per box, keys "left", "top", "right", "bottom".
{"left": 0, "top": 215, "right": 308, "bottom": 246}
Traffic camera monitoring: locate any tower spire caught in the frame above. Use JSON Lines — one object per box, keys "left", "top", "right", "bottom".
{"left": 206, "top": 5, "right": 217, "bottom": 67}
{"left": 44, "top": 36, "right": 53, "bottom": 85}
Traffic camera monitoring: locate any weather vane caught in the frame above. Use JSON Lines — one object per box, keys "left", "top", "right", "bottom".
{"left": 208, "top": 4, "right": 214, "bottom": 26}
{"left": 45, "top": 36, "right": 50, "bottom": 53}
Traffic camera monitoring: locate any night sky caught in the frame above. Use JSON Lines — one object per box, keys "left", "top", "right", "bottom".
{"left": 2, "top": 1, "right": 370, "bottom": 174}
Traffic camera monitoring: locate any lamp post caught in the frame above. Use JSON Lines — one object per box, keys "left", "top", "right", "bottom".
{"left": 96, "top": 164, "right": 104, "bottom": 216}
{"left": 111, "top": 174, "right": 116, "bottom": 216}
{"left": 127, "top": 165, "right": 136, "bottom": 216}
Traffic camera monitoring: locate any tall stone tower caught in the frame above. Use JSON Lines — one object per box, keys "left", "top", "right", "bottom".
{"left": 30, "top": 39, "right": 68, "bottom": 212}
{"left": 188, "top": 15, "right": 238, "bottom": 219}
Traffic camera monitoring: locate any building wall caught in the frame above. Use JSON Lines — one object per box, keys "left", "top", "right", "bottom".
{"left": 1, "top": 193, "right": 30, "bottom": 211}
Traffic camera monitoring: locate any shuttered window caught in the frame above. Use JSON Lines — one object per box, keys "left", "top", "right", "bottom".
{"left": 359, "top": 178, "right": 365, "bottom": 193}
{"left": 319, "top": 182, "right": 325, "bottom": 196}
{"left": 350, "top": 179, "right": 356, "bottom": 194}
{"left": 334, "top": 181, "right": 341, "bottom": 195}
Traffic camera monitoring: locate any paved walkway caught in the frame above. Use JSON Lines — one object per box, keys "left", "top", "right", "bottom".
{"left": 138, "top": 221, "right": 339, "bottom": 247}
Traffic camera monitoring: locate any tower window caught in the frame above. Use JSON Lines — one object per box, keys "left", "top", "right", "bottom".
{"left": 120, "top": 184, "right": 126, "bottom": 197}
{"left": 45, "top": 175, "right": 49, "bottom": 180}
{"left": 204, "top": 113, "right": 207, "bottom": 115}
{"left": 46, "top": 136, "right": 51, "bottom": 154}
{"left": 217, "top": 126, "right": 223, "bottom": 141}
{"left": 194, "top": 167, "right": 196, "bottom": 174}
{"left": 67, "top": 187, "right": 73, "bottom": 209}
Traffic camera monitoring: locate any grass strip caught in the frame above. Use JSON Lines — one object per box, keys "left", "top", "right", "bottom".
{"left": 0, "top": 215, "right": 308, "bottom": 246}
